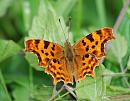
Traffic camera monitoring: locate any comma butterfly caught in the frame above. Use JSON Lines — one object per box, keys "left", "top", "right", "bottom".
{"left": 25, "top": 28, "right": 115, "bottom": 85}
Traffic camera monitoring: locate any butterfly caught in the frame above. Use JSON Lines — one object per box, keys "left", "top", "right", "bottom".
{"left": 25, "top": 27, "right": 115, "bottom": 85}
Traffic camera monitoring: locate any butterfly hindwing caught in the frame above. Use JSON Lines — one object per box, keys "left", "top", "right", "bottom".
{"left": 46, "top": 58, "right": 72, "bottom": 84}
{"left": 25, "top": 39, "right": 63, "bottom": 67}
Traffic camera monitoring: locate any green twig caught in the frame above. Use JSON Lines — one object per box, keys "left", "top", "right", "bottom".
{"left": 102, "top": 72, "right": 130, "bottom": 77}
{"left": 113, "top": 0, "right": 130, "bottom": 33}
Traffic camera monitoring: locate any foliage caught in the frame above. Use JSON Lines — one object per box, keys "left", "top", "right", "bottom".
{"left": 0, "top": 0, "right": 130, "bottom": 101}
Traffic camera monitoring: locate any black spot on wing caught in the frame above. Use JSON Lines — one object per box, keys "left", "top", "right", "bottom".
{"left": 53, "top": 59, "right": 56, "bottom": 63}
{"left": 86, "top": 34, "right": 94, "bottom": 42}
{"left": 95, "top": 41, "right": 98, "bottom": 45}
{"left": 41, "top": 50, "right": 44, "bottom": 53}
{"left": 44, "top": 41, "right": 50, "bottom": 49}
{"left": 50, "top": 51, "right": 54, "bottom": 57}
{"left": 85, "top": 54, "right": 89, "bottom": 58}
{"left": 35, "top": 40, "right": 40, "bottom": 49}
{"left": 82, "top": 40, "right": 86, "bottom": 46}
{"left": 35, "top": 40, "right": 40, "bottom": 44}
{"left": 96, "top": 30, "right": 102, "bottom": 35}
{"left": 86, "top": 46, "right": 89, "bottom": 52}
{"left": 91, "top": 45, "right": 95, "bottom": 49}
{"left": 52, "top": 44, "right": 55, "bottom": 50}
{"left": 45, "top": 52, "right": 49, "bottom": 56}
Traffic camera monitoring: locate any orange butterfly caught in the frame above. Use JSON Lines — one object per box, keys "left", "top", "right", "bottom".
{"left": 25, "top": 28, "right": 115, "bottom": 85}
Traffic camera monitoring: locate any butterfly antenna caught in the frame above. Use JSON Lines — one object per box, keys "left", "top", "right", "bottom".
{"left": 66, "top": 16, "right": 72, "bottom": 41}
{"left": 59, "top": 18, "right": 67, "bottom": 40}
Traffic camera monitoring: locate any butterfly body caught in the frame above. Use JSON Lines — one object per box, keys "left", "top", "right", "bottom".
{"left": 62, "top": 40, "right": 79, "bottom": 83}
{"left": 25, "top": 27, "right": 115, "bottom": 85}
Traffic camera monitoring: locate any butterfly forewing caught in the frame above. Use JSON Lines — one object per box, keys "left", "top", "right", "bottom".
{"left": 25, "top": 39, "right": 63, "bottom": 66}
{"left": 73, "top": 28, "right": 115, "bottom": 80}
{"left": 73, "top": 28, "right": 114, "bottom": 59}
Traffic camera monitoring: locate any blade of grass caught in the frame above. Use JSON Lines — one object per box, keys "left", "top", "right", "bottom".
{"left": 95, "top": 0, "right": 106, "bottom": 26}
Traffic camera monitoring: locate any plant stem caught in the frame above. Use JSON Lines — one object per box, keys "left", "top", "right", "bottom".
{"left": 113, "top": 0, "right": 130, "bottom": 33}
{"left": 119, "top": 61, "right": 130, "bottom": 87}
{"left": 102, "top": 72, "right": 130, "bottom": 77}
{"left": 0, "top": 70, "right": 11, "bottom": 101}
{"left": 107, "top": 94, "right": 130, "bottom": 100}
{"left": 29, "top": 66, "right": 33, "bottom": 97}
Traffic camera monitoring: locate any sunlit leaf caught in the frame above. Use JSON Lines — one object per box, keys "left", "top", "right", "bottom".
{"left": 31, "top": 85, "right": 53, "bottom": 101}
{"left": 12, "top": 85, "right": 30, "bottom": 101}
{"left": 0, "top": 39, "right": 21, "bottom": 63}
{"left": 110, "top": 34, "right": 128, "bottom": 63}
{"left": 76, "top": 64, "right": 106, "bottom": 101}
{"left": 25, "top": 53, "right": 43, "bottom": 71}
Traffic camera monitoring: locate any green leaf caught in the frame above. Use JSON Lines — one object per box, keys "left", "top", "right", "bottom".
{"left": 0, "top": 39, "right": 21, "bottom": 63}
{"left": 110, "top": 34, "right": 128, "bottom": 63}
{"left": 12, "top": 85, "right": 30, "bottom": 101}
{"left": 27, "top": 0, "right": 73, "bottom": 44}
{"left": 76, "top": 64, "right": 107, "bottom": 101}
{"left": 31, "top": 85, "right": 53, "bottom": 101}
{"left": 25, "top": 53, "right": 43, "bottom": 71}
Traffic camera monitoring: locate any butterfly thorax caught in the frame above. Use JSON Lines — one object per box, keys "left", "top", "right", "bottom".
{"left": 64, "top": 41, "right": 74, "bottom": 62}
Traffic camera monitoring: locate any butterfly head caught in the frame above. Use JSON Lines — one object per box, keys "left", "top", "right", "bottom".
{"left": 64, "top": 39, "right": 71, "bottom": 47}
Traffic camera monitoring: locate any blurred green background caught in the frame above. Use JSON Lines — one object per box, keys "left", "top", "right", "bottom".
{"left": 0, "top": 0, "right": 130, "bottom": 101}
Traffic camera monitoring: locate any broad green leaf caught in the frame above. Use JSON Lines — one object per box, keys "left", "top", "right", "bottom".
{"left": 25, "top": 53, "right": 43, "bottom": 71}
{"left": 76, "top": 64, "right": 106, "bottom": 101}
{"left": 12, "top": 85, "right": 30, "bottom": 101}
{"left": 31, "top": 85, "right": 53, "bottom": 101}
{"left": 127, "top": 56, "right": 130, "bottom": 70}
{"left": 110, "top": 34, "right": 128, "bottom": 63}
{"left": 0, "top": 39, "right": 21, "bottom": 63}
{"left": 27, "top": 0, "right": 73, "bottom": 44}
